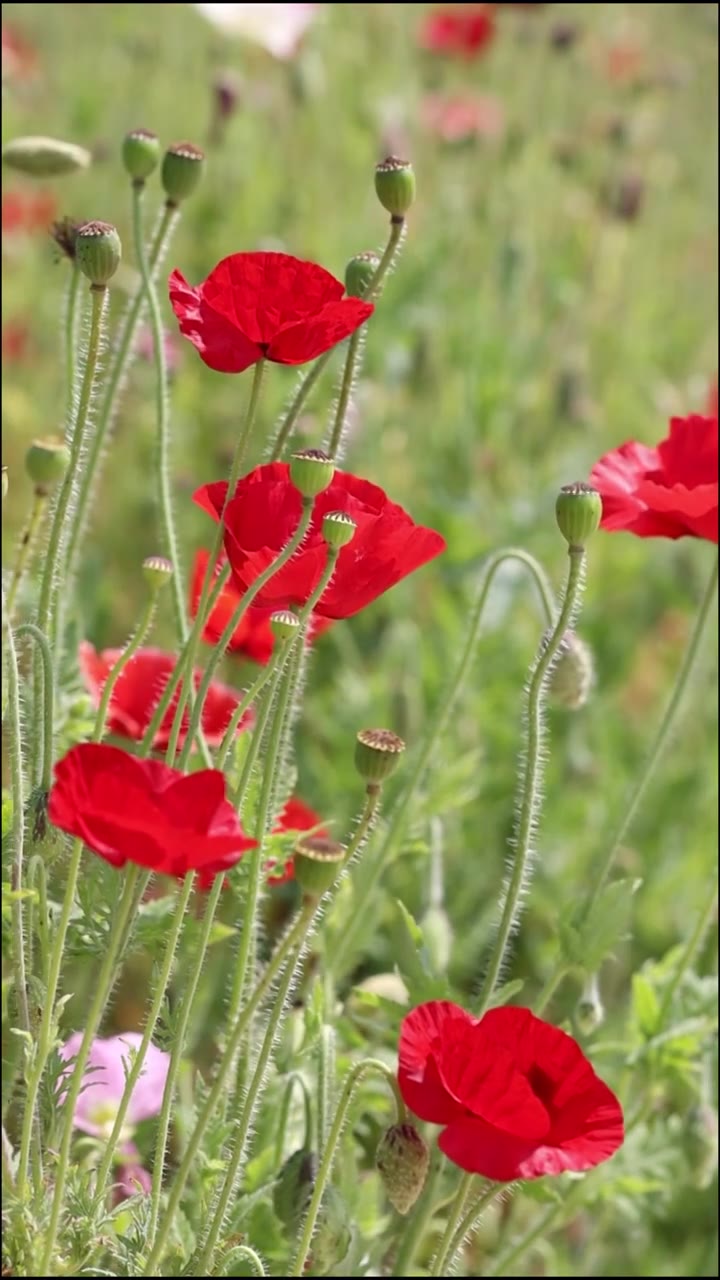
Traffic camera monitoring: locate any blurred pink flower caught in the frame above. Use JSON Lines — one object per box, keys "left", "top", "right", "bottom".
{"left": 192, "top": 3, "right": 319, "bottom": 59}
{"left": 2, "top": 23, "right": 38, "bottom": 81}
{"left": 421, "top": 93, "right": 505, "bottom": 143}
{"left": 135, "top": 323, "right": 180, "bottom": 374}
{"left": 58, "top": 1032, "right": 169, "bottom": 1139}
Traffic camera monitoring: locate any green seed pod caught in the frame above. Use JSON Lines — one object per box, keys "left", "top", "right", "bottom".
{"left": 376, "top": 1123, "right": 430, "bottom": 1215}
{"left": 273, "top": 1148, "right": 317, "bottom": 1230}
{"left": 308, "top": 1186, "right": 352, "bottom": 1275}
{"left": 547, "top": 631, "right": 594, "bottom": 710}
{"left": 322, "top": 511, "right": 356, "bottom": 550}
{"left": 25, "top": 437, "right": 70, "bottom": 494}
{"left": 293, "top": 835, "right": 345, "bottom": 897}
{"left": 122, "top": 128, "right": 162, "bottom": 182}
{"left": 75, "top": 220, "right": 122, "bottom": 287}
{"left": 289, "top": 448, "right": 335, "bottom": 498}
{"left": 555, "top": 482, "right": 602, "bottom": 549}
{"left": 375, "top": 156, "right": 416, "bottom": 219}
{"left": 345, "top": 250, "right": 381, "bottom": 298}
{"left": 2, "top": 135, "right": 92, "bottom": 177}
{"left": 142, "top": 556, "right": 174, "bottom": 592}
{"left": 270, "top": 610, "right": 301, "bottom": 642}
{"left": 161, "top": 141, "right": 205, "bottom": 205}
{"left": 355, "top": 728, "right": 406, "bottom": 785}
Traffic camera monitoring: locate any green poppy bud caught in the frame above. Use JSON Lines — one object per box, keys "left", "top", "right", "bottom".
{"left": 555, "top": 482, "right": 602, "bottom": 549}
{"left": 75, "top": 220, "right": 122, "bottom": 287}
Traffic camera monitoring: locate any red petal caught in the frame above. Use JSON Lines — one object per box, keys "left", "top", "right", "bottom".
{"left": 168, "top": 269, "right": 261, "bottom": 373}
{"left": 200, "top": 252, "right": 346, "bottom": 345}
{"left": 268, "top": 299, "right": 374, "bottom": 365}
{"left": 398, "top": 1002, "right": 470, "bottom": 1124}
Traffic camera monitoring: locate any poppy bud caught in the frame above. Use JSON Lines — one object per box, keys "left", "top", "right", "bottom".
{"left": 575, "top": 974, "right": 604, "bottom": 1035}
{"left": 270, "top": 610, "right": 301, "bottom": 641}
{"left": 376, "top": 1123, "right": 429, "bottom": 1215}
{"left": 293, "top": 835, "right": 345, "bottom": 897}
{"left": 322, "top": 511, "right": 356, "bottom": 550}
{"left": 161, "top": 142, "right": 205, "bottom": 206}
{"left": 684, "top": 1104, "right": 718, "bottom": 1190}
{"left": 272, "top": 1148, "right": 317, "bottom": 1230}
{"left": 2, "top": 135, "right": 91, "bottom": 177}
{"left": 421, "top": 905, "right": 453, "bottom": 973}
{"left": 25, "top": 436, "right": 70, "bottom": 495}
{"left": 122, "top": 128, "right": 161, "bottom": 183}
{"left": 142, "top": 556, "right": 174, "bottom": 592}
{"left": 75, "top": 221, "right": 122, "bottom": 288}
{"left": 555, "top": 482, "right": 602, "bottom": 549}
{"left": 375, "top": 156, "right": 416, "bottom": 219}
{"left": 50, "top": 216, "right": 81, "bottom": 263}
{"left": 2, "top": 466, "right": 8, "bottom": 501}
{"left": 290, "top": 448, "right": 335, "bottom": 498}
{"left": 355, "top": 728, "right": 405, "bottom": 785}
{"left": 345, "top": 250, "right": 381, "bottom": 299}
{"left": 308, "top": 1186, "right": 352, "bottom": 1275}
{"left": 547, "top": 631, "right": 594, "bottom": 710}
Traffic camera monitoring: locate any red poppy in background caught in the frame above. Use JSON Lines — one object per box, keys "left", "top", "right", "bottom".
{"left": 49, "top": 743, "right": 257, "bottom": 878}
{"left": 190, "top": 550, "right": 333, "bottom": 665}
{"left": 2, "top": 321, "right": 31, "bottom": 364}
{"left": 2, "top": 23, "right": 38, "bottom": 81}
{"left": 194, "top": 464, "right": 446, "bottom": 620}
{"left": 421, "top": 93, "right": 505, "bottom": 143}
{"left": 168, "top": 252, "right": 374, "bottom": 374}
{"left": 419, "top": 6, "right": 495, "bottom": 58}
{"left": 590, "top": 414, "right": 718, "bottom": 543}
{"left": 78, "top": 642, "right": 253, "bottom": 752}
{"left": 2, "top": 190, "right": 57, "bottom": 237}
{"left": 399, "top": 1002, "right": 624, "bottom": 1181}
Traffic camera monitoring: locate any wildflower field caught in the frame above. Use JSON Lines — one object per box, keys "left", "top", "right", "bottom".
{"left": 1, "top": 4, "right": 718, "bottom": 1277}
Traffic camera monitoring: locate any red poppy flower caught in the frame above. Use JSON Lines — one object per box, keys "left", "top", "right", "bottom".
{"left": 2, "top": 24, "right": 38, "bottom": 81}
{"left": 190, "top": 549, "right": 333, "bottom": 665}
{"left": 418, "top": 6, "right": 495, "bottom": 58}
{"left": 78, "top": 642, "right": 253, "bottom": 752}
{"left": 168, "top": 251, "right": 374, "bottom": 374}
{"left": 421, "top": 93, "right": 505, "bottom": 143}
{"left": 398, "top": 1002, "right": 624, "bottom": 1181}
{"left": 194, "top": 465, "right": 446, "bottom": 620}
{"left": 2, "top": 321, "right": 31, "bottom": 364}
{"left": 49, "top": 743, "right": 257, "bottom": 878}
{"left": 590, "top": 415, "right": 718, "bottom": 543}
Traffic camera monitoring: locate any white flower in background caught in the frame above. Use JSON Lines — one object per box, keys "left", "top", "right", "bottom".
{"left": 192, "top": 4, "right": 319, "bottom": 59}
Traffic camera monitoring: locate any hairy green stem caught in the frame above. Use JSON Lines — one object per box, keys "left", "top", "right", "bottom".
{"left": 63, "top": 261, "right": 82, "bottom": 405}
{"left": 94, "top": 595, "right": 157, "bottom": 740}
{"left": 443, "top": 1183, "right": 505, "bottom": 1275}
{"left": 476, "top": 547, "right": 586, "bottom": 1015}
{"left": 486, "top": 1181, "right": 586, "bottom": 1277}
{"left": 3, "top": 591, "right": 31, "bottom": 1038}
{"left": 328, "top": 547, "right": 555, "bottom": 974}
{"left": 132, "top": 183, "right": 186, "bottom": 641}
{"left": 6, "top": 493, "right": 46, "bottom": 619}
{"left": 214, "top": 1245, "right": 266, "bottom": 1277}
{"left": 326, "top": 329, "right": 364, "bottom": 459}
{"left": 317, "top": 1024, "right": 336, "bottom": 1148}
{"left": 289, "top": 1059, "right": 407, "bottom": 1276}
{"left": 15, "top": 623, "right": 54, "bottom": 792}
{"left": 215, "top": 640, "right": 292, "bottom": 772}
{"left": 39, "top": 867, "right": 141, "bottom": 1273}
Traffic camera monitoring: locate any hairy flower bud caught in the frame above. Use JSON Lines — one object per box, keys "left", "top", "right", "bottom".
{"left": 355, "top": 728, "right": 406, "bottom": 785}
{"left": 25, "top": 436, "right": 70, "bottom": 495}
{"left": 293, "top": 835, "right": 345, "bottom": 897}
{"left": 345, "top": 250, "right": 381, "bottom": 299}
{"left": 556, "top": 482, "right": 602, "bottom": 549}
{"left": 273, "top": 1148, "right": 317, "bottom": 1230}
{"left": 122, "top": 128, "right": 161, "bottom": 182}
{"left": 376, "top": 1123, "right": 430, "bottom": 1214}
{"left": 547, "top": 631, "right": 594, "bottom": 710}
{"left": 375, "top": 156, "right": 416, "bottom": 219}
{"left": 2, "top": 135, "right": 91, "bottom": 177}
{"left": 75, "top": 220, "right": 121, "bottom": 287}
{"left": 290, "top": 448, "right": 335, "bottom": 498}
{"left": 161, "top": 141, "right": 205, "bottom": 205}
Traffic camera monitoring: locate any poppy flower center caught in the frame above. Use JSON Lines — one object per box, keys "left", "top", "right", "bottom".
{"left": 527, "top": 1063, "right": 557, "bottom": 1110}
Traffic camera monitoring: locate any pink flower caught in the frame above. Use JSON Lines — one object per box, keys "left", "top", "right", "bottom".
{"left": 192, "top": 3, "right": 319, "bottom": 59}
{"left": 421, "top": 93, "right": 505, "bottom": 143}
{"left": 58, "top": 1032, "right": 169, "bottom": 1139}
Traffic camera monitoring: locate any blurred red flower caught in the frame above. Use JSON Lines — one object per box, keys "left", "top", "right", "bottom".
{"left": 49, "top": 743, "right": 257, "bottom": 878}
{"left": 418, "top": 6, "right": 495, "bottom": 58}
{"left": 399, "top": 1001, "right": 624, "bottom": 1180}
{"left": 2, "top": 321, "right": 31, "bottom": 363}
{"left": 194, "top": 464, "right": 446, "bottom": 620}
{"left": 2, "top": 23, "right": 38, "bottom": 81}
{"left": 190, "top": 549, "right": 332, "bottom": 664}
{"left": 2, "top": 190, "right": 57, "bottom": 237}
{"left": 590, "top": 414, "right": 718, "bottom": 543}
{"left": 169, "top": 251, "right": 373, "bottom": 374}
{"left": 421, "top": 93, "right": 505, "bottom": 143}
{"left": 266, "top": 796, "right": 328, "bottom": 885}
{"left": 78, "top": 642, "right": 253, "bottom": 752}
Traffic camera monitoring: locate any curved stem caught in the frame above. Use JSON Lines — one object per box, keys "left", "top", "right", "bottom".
{"left": 582, "top": 550, "right": 718, "bottom": 917}
{"left": 93, "top": 596, "right": 157, "bottom": 740}
{"left": 6, "top": 493, "right": 46, "bottom": 619}
{"left": 166, "top": 359, "right": 267, "bottom": 767}
{"left": 328, "top": 547, "right": 555, "bottom": 974}
{"left": 289, "top": 1059, "right": 406, "bottom": 1276}
{"left": 213, "top": 1245, "right": 266, "bottom": 1277}
{"left": 65, "top": 204, "right": 177, "bottom": 587}
{"left": 94, "top": 873, "right": 196, "bottom": 1196}
{"left": 132, "top": 183, "right": 186, "bottom": 642}
{"left": 39, "top": 866, "right": 141, "bottom": 1273}
{"left": 476, "top": 548, "right": 586, "bottom": 1015}
{"left": 3, "top": 591, "right": 31, "bottom": 1037}
{"left": 15, "top": 623, "right": 54, "bottom": 791}
{"left": 143, "top": 898, "right": 317, "bottom": 1275}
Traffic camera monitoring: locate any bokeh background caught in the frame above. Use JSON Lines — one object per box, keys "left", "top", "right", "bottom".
{"left": 2, "top": 4, "right": 718, "bottom": 1275}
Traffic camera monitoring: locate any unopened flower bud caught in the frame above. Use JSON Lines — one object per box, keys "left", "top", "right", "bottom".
{"left": 555, "top": 482, "right": 602, "bottom": 549}
{"left": 75, "top": 221, "right": 121, "bottom": 287}
{"left": 273, "top": 1148, "right": 317, "bottom": 1230}
{"left": 345, "top": 250, "right": 380, "bottom": 299}
{"left": 308, "top": 1185, "right": 352, "bottom": 1275}
{"left": 375, "top": 156, "right": 416, "bottom": 219}
{"left": 293, "top": 835, "right": 345, "bottom": 897}
{"left": 122, "top": 129, "right": 161, "bottom": 183}
{"left": 355, "top": 728, "right": 405, "bottom": 785}
{"left": 161, "top": 142, "right": 205, "bottom": 206}
{"left": 322, "top": 510, "right": 356, "bottom": 550}
{"left": 421, "top": 905, "right": 453, "bottom": 973}
{"left": 575, "top": 974, "right": 604, "bottom": 1035}
{"left": 25, "top": 437, "right": 70, "bottom": 494}
{"left": 50, "top": 217, "right": 81, "bottom": 262}
{"left": 290, "top": 448, "right": 335, "bottom": 498}
{"left": 270, "top": 610, "right": 301, "bottom": 641}
{"left": 547, "top": 631, "right": 594, "bottom": 710}
{"left": 142, "top": 556, "right": 174, "bottom": 592}
{"left": 376, "top": 1123, "right": 429, "bottom": 1215}
{"left": 2, "top": 135, "right": 91, "bottom": 177}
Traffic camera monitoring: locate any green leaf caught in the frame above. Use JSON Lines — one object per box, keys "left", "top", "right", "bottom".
{"left": 392, "top": 900, "right": 449, "bottom": 1004}
{"left": 486, "top": 978, "right": 525, "bottom": 1008}
{"left": 565, "top": 878, "right": 641, "bottom": 973}
{"left": 632, "top": 973, "right": 662, "bottom": 1039}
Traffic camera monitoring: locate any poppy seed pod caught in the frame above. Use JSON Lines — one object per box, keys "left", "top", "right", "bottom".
{"left": 555, "top": 482, "right": 602, "bottom": 548}
{"left": 25, "top": 436, "right": 70, "bottom": 494}
{"left": 345, "top": 250, "right": 381, "bottom": 298}
{"left": 375, "top": 156, "right": 416, "bottom": 218}
{"left": 355, "top": 728, "right": 406, "bottom": 784}
{"left": 161, "top": 142, "right": 205, "bottom": 205}
{"left": 290, "top": 449, "right": 335, "bottom": 498}
{"left": 75, "top": 221, "right": 122, "bottom": 287}
{"left": 122, "top": 129, "right": 161, "bottom": 182}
